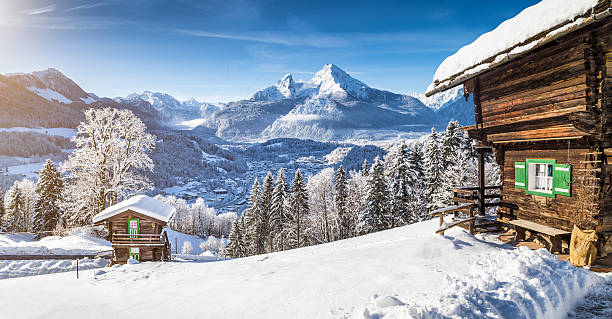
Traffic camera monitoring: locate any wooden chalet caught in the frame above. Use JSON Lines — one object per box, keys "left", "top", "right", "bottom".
{"left": 93, "top": 195, "right": 174, "bottom": 264}
{"left": 427, "top": 0, "right": 612, "bottom": 257}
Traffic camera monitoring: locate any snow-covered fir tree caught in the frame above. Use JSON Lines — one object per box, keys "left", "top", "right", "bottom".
{"left": 334, "top": 165, "right": 351, "bottom": 239}
{"left": 3, "top": 182, "right": 25, "bottom": 232}
{"left": 407, "top": 142, "right": 427, "bottom": 222}
{"left": 362, "top": 157, "right": 390, "bottom": 233}
{"left": 423, "top": 128, "right": 443, "bottom": 212}
{"left": 440, "top": 120, "right": 461, "bottom": 168}
{"left": 260, "top": 172, "right": 275, "bottom": 252}
{"left": 287, "top": 169, "right": 309, "bottom": 248}
{"left": 361, "top": 159, "right": 369, "bottom": 177}
{"left": 271, "top": 169, "right": 289, "bottom": 251}
{"left": 60, "top": 108, "right": 155, "bottom": 226}
{"left": 388, "top": 144, "right": 410, "bottom": 227}
{"left": 244, "top": 179, "right": 263, "bottom": 255}
{"left": 33, "top": 160, "right": 64, "bottom": 234}
{"left": 227, "top": 217, "right": 246, "bottom": 258}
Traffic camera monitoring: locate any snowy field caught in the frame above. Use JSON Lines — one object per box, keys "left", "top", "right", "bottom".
{"left": 0, "top": 227, "right": 111, "bottom": 256}
{"left": 0, "top": 258, "right": 108, "bottom": 280}
{"left": 0, "top": 219, "right": 610, "bottom": 318}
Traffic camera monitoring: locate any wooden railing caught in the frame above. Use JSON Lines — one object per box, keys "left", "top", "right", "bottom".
{"left": 429, "top": 185, "right": 503, "bottom": 236}
{"left": 452, "top": 185, "right": 502, "bottom": 211}
{"left": 111, "top": 233, "right": 166, "bottom": 245}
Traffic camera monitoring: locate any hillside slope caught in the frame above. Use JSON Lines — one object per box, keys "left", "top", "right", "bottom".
{"left": 0, "top": 219, "right": 604, "bottom": 318}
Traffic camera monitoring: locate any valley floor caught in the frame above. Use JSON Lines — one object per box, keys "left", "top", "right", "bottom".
{"left": 0, "top": 220, "right": 610, "bottom": 318}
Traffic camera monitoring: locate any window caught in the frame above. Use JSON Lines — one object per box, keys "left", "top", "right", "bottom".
{"left": 529, "top": 162, "right": 553, "bottom": 193}
{"left": 515, "top": 159, "right": 571, "bottom": 198}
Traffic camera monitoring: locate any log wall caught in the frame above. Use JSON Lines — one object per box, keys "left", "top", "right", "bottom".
{"left": 465, "top": 21, "right": 612, "bottom": 144}
{"left": 499, "top": 147, "right": 602, "bottom": 232}
{"left": 108, "top": 210, "right": 164, "bottom": 236}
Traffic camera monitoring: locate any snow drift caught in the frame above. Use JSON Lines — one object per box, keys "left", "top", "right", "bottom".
{"left": 0, "top": 219, "right": 607, "bottom": 318}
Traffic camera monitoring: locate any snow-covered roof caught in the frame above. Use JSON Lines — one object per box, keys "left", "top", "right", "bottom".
{"left": 92, "top": 195, "right": 176, "bottom": 224}
{"left": 426, "top": 0, "right": 608, "bottom": 96}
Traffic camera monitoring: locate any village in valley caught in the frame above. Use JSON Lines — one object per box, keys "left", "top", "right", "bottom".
{"left": 0, "top": 0, "right": 612, "bottom": 318}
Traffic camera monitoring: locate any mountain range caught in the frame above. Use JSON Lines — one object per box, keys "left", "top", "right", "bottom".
{"left": 0, "top": 65, "right": 474, "bottom": 141}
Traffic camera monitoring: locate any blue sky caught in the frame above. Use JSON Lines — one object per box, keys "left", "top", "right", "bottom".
{"left": 0, "top": 0, "right": 539, "bottom": 102}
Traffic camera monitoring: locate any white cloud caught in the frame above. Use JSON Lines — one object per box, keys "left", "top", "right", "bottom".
{"left": 175, "top": 29, "right": 349, "bottom": 48}
{"left": 21, "top": 4, "right": 56, "bottom": 15}
{"left": 66, "top": 2, "right": 111, "bottom": 12}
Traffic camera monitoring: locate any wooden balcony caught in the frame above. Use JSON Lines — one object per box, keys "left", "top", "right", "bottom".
{"left": 111, "top": 233, "right": 166, "bottom": 246}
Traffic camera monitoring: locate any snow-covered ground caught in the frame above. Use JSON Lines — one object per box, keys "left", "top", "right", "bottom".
{"left": 0, "top": 258, "right": 108, "bottom": 280}
{"left": 0, "top": 227, "right": 111, "bottom": 256}
{"left": 0, "top": 219, "right": 609, "bottom": 318}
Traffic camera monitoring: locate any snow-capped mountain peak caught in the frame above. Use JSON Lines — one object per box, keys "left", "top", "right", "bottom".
{"left": 252, "top": 64, "right": 370, "bottom": 102}
{"left": 311, "top": 64, "right": 369, "bottom": 99}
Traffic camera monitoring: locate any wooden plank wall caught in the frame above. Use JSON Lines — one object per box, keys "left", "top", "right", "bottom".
{"left": 500, "top": 148, "right": 600, "bottom": 232}
{"left": 109, "top": 210, "right": 164, "bottom": 236}
{"left": 467, "top": 21, "right": 612, "bottom": 143}
{"left": 114, "top": 247, "right": 160, "bottom": 263}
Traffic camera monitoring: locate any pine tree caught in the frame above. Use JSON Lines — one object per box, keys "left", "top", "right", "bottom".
{"left": 407, "top": 142, "right": 427, "bottom": 223}
{"left": 33, "top": 160, "right": 64, "bottom": 235}
{"left": 243, "top": 179, "right": 262, "bottom": 256}
{"left": 423, "top": 128, "right": 442, "bottom": 212}
{"left": 260, "top": 172, "right": 275, "bottom": 252}
{"left": 388, "top": 144, "right": 410, "bottom": 227}
{"left": 434, "top": 150, "right": 471, "bottom": 210}
{"left": 287, "top": 169, "right": 309, "bottom": 248}
{"left": 271, "top": 169, "right": 289, "bottom": 251}
{"left": 3, "top": 182, "right": 25, "bottom": 232}
{"left": 227, "top": 218, "right": 246, "bottom": 258}
{"left": 335, "top": 165, "right": 351, "bottom": 239}
{"left": 361, "top": 159, "right": 369, "bottom": 177}
{"left": 408, "top": 142, "right": 425, "bottom": 183}
{"left": 362, "top": 157, "right": 390, "bottom": 233}
{"left": 440, "top": 120, "right": 461, "bottom": 168}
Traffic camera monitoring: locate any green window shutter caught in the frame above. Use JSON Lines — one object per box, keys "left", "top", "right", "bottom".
{"left": 514, "top": 162, "right": 526, "bottom": 189}
{"left": 129, "top": 218, "right": 140, "bottom": 238}
{"left": 553, "top": 164, "right": 571, "bottom": 196}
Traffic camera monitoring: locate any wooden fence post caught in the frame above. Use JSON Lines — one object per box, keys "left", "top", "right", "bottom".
{"left": 76, "top": 259, "right": 79, "bottom": 279}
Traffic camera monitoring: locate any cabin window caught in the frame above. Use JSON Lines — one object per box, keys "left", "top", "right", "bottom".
{"left": 528, "top": 163, "right": 553, "bottom": 193}
{"left": 515, "top": 159, "right": 571, "bottom": 198}
{"left": 129, "top": 247, "right": 140, "bottom": 260}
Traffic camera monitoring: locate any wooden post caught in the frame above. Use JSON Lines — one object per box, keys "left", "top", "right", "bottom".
{"left": 478, "top": 148, "right": 485, "bottom": 216}
{"left": 469, "top": 206, "right": 475, "bottom": 235}
{"left": 76, "top": 259, "right": 79, "bottom": 279}
{"left": 439, "top": 214, "right": 444, "bottom": 236}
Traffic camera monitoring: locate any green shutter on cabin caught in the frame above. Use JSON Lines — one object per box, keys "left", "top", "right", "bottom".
{"left": 129, "top": 218, "right": 139, "bottom": 238}
{"left": 553, "top": 164, "right": 571, "bottom": 196}
{"left": 514, "top": 162, "right": 526, "bottom": 189}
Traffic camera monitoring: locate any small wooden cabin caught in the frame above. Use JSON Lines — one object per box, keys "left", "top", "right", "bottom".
{"left": 427, "top": 1, "right": 612, "bottom": 256}
{"left": 93, "top": 195, "right": 175, "bottom": 264}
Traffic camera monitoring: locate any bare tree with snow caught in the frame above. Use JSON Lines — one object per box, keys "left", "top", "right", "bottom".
{"left": 60, "top": 108, "right": 155, "bottom": 226}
